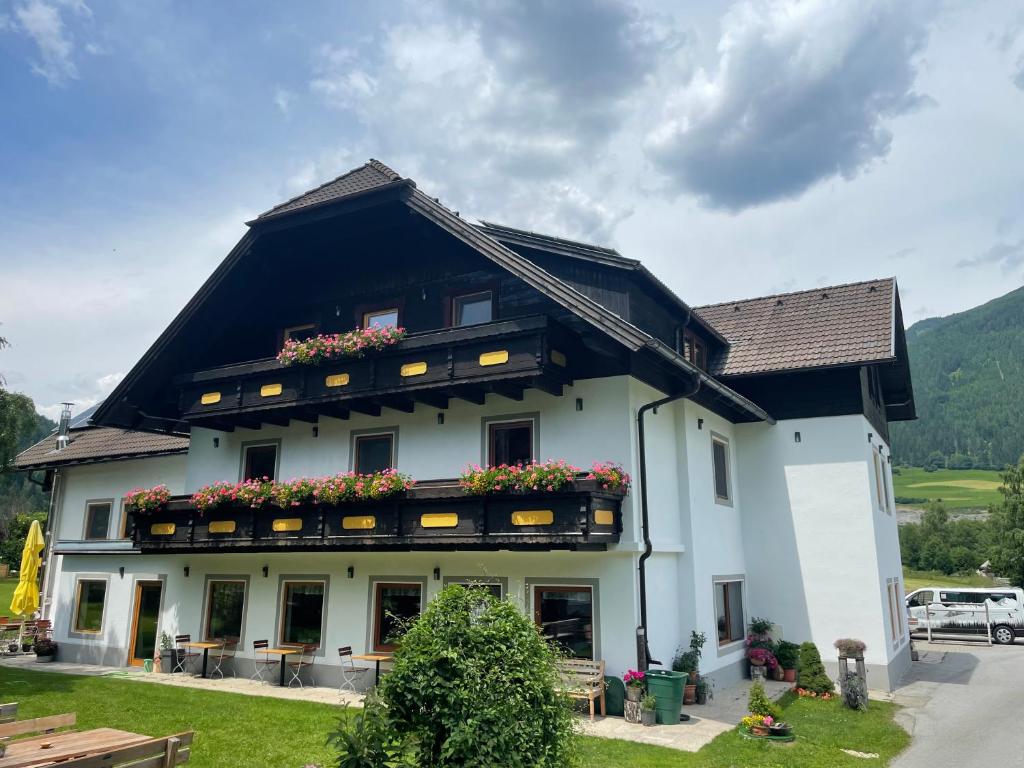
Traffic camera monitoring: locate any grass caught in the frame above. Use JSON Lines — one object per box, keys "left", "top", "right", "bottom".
{"left": 0, "top": 668, "right": 910, "bottom": 767}
{"left": 0, "top": 578, "right": 18, "bottom": 615}
{"left": 893, "top": 467, "right": 1003, "bottom": 510}
{"left": 903, "top": 568, "right": 995, "bottom": 593}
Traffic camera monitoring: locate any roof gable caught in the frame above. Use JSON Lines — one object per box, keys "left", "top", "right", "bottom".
{"left": 253, "top": 160, "right": 405, "bottom": 223}
{"left": 14, "top": 426, "right": 189, "bottom": 471}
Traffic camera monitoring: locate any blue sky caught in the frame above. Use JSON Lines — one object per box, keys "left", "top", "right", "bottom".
{"left": 2, "top": 0, "right": 1024, "bottom": 418}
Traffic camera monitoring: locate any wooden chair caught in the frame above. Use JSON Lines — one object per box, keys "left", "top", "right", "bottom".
{"left": 58, "top": 731, "right": 194, "bottom": 767}
{"left": 0, "top": 702, "right": 17, "bottom": 724}
{"left": 555, "top": 659, "right": 607, "bottom": 720}
{"left": 208, "top": 639, "right": 236, "bottom": 680}
{"left": 285, "top": 643, "right": 317, "bottom": 688}
{"left": 337, "top": 647, "right": 372, "bottom": 694}
{"left": 172, "top": 635, "right": 199, "bottom": 675}
{"left": 250, "top": 640, "right": 276, "bottom": 683}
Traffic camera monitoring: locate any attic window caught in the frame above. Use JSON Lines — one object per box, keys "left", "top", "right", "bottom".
{"left": 682, "top": 329, "right": 707, "bottom": 370}
{"left": 452, "top": 291, "right": 494, "bottom": 327}
{"left": 363, "top": 308, "right": 400, "bottom": 329}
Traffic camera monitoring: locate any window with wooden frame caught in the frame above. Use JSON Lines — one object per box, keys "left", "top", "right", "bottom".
{"left": 714, "top": 579, "right": 744, "bottom": 646}
{"left": 362, "top": 307, "right": 400, "bottom": 329}
{"left": 205, "top": 580, "right": 246, "bottom": 641}
{"left": 74, "top": 579, "right": 107, "bottom": 633}
{"left": 533, "top": 585, "right": 594, "bottom": 660}
{"left": 681, "top": 329, "right": 707, "bottom": 370}
{"left": 280, "top": 581, "right": 325, "bottom": 647}
{"left": 487, "top": 419, "right": 534, "bottom": 467}
{"left": 281, "top": 323, "right": 318, "bottom": 348}
{"left": 83, "top": 501, "right": 112, "bottom": 540}
{"left": 373, "top": 582, "right": 423, "bottom": 652}
{"left": 873, "top": 450, "right": 886, "bottom": 512}
{"left": 353, "top": 431, "right": 395, "bottom": 475}
{"left": 887, "top": 581, "right": 899, "bottom": 642}
{"left": 242, "top": 442, "right": 278, "bottom": 482}
{"left": 711, "top": 434, "right": 732, "bottom": 505}
{"left": 451, "top": 290, "right": 494, "bottom": 327}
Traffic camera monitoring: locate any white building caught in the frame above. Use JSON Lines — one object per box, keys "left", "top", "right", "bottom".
{"left": 14, "top": 160, "right": 915, "bottom": 691}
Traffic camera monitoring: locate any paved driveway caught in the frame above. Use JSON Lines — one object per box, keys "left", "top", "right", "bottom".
{"left": 892, "top": 640, "right": 1024, "bottom": 767}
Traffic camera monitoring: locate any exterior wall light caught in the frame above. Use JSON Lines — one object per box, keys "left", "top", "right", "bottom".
{"left": 576, "top": 398, "right": 583, "bottom": 411}
{"left": 184, "top": 566, "right": 190, "bottom": 578}
{"left": 213, "top": 437, "right": 220, "bottom": 448}
{"left": 312, "top": 425, "right": 319, "bottom": 438}
{"left": 867, "top": 433, "right": 873, "bottom": 443}
{"left": 347, "top": 566, "right": 355, "bottom": 579}
{"left": 437, "top": 412, "right": 445, "bottom": 425}
{"left": 119, "top": 566, "right": 125, "bottom": 579}
{"left": 262, "top": 565, "right": 269, "bottom": 578}
{"left": 698, "top": 418, "right": 704, "bottom": 430}
{"left": 433, "top": 567, "right": 441, "bottom": 581}
{"left": 794, "top": 432, "right": 801, "bottom": 443}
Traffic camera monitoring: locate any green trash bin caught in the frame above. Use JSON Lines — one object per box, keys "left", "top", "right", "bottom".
{"left": 603, "top": 676, "right": 625, "bottom": 717}
{"left": 646, "top": 669, "right": 685, "bottom": 724}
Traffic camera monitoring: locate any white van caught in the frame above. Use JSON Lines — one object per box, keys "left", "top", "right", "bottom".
{"left": 906, "top": 587, "right": 1024, "bottom": 645}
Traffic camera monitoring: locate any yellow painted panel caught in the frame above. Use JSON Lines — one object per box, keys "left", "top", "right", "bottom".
{"left": 550, "top": 350, "right": 567, "bottom": 367}
{"left": 325, "top": 373, "right": 350, "bottom": 388}
{"left": 200, "top": 392, "right": 221, "bottom": 405}
{"left": 272, "top": 518, "right": 302, "bottom": 532}
{"left": 420, "top": 512, "right": 459, "bottom": 528}
{"left": 342, "top": 515, "right": 376, "bottom": 530}
{"left": 512, "top": 510, "right": 554, "bottom": 526}
{"left": 260, "top": 383, "right": 283, "bottom": 397}
{"left": 151, "top": 523, "right": 176, "bottom": 536}
{"left": 594, "top": 509, "right": 614, "bottom": 526}
{"left": 479, "top": 350, "right": 509, "bottom": 367}
{"left": 208, "top": 520, "right": 237, "bottom": 534}
{"left": 401, "top": 361, "right": 428, "bottom": 377}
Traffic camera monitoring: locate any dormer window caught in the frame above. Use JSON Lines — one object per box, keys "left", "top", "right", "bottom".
{"left": 452, "top": 291, "right": 494, "bottom": 327}
{"left": 681, "top": 329, "right": 707, "bottom": 370}
{"left": 363, "top": 308, "right": 400, "bottom": 329}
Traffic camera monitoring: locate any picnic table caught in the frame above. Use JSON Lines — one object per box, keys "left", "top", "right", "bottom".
{"left": 262, "top": 647, "right": 299, "bottom": 687}
{"left": 184, "top": 641, "right": 222, "bottom": 679}
{"left": 0, "top": 728, "right": 150, "bottom": 767}
{"left": 352, "top": 653, "right": 391, "bottom": 686}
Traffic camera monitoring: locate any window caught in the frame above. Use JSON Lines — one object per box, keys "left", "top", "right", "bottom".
{"left": 873, "top": 451, "right": 886, "bottom": 511}
{"left": 242, "top": 443, "right": 278, "bottom": 482}
{"left": 74, "top": 580, "right": 107, "bottom": 633}
{"left": 363, "top": 308, "right": 399, "bottom": 329}
{"left": 373, "top": 583, "right": 423, "bottom": 652}
{"left": 882, "top": 457, "right": 892, "bottom": 513}
{"left": 887, "top": 580, "right": 905, "bottom": 643}
{"left": 533, "top": 585, "right": 594, "bottom": 659}
{"left": 446, "top": 579, "right": 504, "bottom": 599}
{"left": 452, "top": 291, "right": 493, "bottom": 327}
{"left": 907, "top": 590, "right": 934, "bottom": 607}
{"left": 282, "top": 323, "right": 318, "bottom": 346}
{"left": 711, "top": 435, "right": 731, "bottom": 504}
{"left": 205, "top": 580, "right": 246, "bottom": 641}
{"left": 84, "top": 501, "right": 112, "bottom": 540}
{"left": 354, "top": 432, "right": 395, "bottom": 474}
{"left": 681, "top": 330, "right": 707, "bottom": 370}
{"left": 714, "top": 579, "right": 744, "bottom": 645}
{"left": 280, "top": 582, "right": 325, "bottom": 647}
{"left": 488, "top": 420, "right": 533, "bottom": 466}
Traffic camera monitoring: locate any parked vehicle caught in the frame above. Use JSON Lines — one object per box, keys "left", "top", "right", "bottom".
{"left": 906, "top": 587, "right": 1024, "bottom": 645}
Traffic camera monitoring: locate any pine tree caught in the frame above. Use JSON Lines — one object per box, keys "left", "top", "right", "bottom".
{"left": 796, "top": 642, "right": 835, "bottom": 695}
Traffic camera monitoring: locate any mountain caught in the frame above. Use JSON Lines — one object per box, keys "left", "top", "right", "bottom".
{"left": 891, "top": 284, "right": 1024, "bottom": 468}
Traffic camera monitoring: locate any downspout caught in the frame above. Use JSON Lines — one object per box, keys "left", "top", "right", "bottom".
{"left": 636, "top": 376, "right": 701, "bottom": 671}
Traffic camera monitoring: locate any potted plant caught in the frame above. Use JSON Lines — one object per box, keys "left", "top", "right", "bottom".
{"left": 157, "top": 632, "right": 175, "bottom": 673}
{"left": 640, "top": 694, "right": 657, "bottom": 726}
{"left": 741, "top": 713, "right": 773, "bottom": 737}
{"left": 695, "top": 675, "right": 709, "bottom": 704}
{"left": 672, "top": 650, "right": 698, "bottom": 703}
{"left": 833, "top": 638, "right": 866, "bottom": 659}
{"left": 769, "top": 721, "right": 793, "bottom": 737}
{"left": 776, "top": 640, "right": 799, "bottom": 684}
{"left": 687, "top": 630, "right": 706, "bottom": 684}
{"left": 623, "top": 669, "right": 645, "bottom": 703}
{"left": 33, "top": 635, "right": 57, "bottom": 663}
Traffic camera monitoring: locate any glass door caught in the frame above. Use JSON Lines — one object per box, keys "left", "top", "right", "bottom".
{"left": 128, "top": 581, "right": 162, "bottom": 666}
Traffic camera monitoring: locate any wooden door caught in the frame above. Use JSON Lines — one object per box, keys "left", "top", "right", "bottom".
{"left": 127, "top": 581, "right": 162, "bottom": 666}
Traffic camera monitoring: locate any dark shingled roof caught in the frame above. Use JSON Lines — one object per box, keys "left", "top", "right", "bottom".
{"left": 694, "top": 278, "right": 896, "bottom": 377}
{"left": 253, "top": 159, "right": 405, "bottom": 222}
{"left": 13, "top": 427, "right": 189, "bottom": 471}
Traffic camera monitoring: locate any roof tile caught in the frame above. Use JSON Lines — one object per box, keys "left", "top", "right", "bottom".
{"left": 14, "top": 427, "right": 189, "bottom": 471}
{"left": 256, "top": 159, "right": 403, "bottom": 221}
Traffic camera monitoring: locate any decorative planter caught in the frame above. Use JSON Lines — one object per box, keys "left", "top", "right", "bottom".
{"left": 772, "top": 665, "right": 784, "bottom": 681}
{"left": 750, "top": 725, "right": 770, "bottom": 737}
{"left": 688, "top": 670, "right": 698, "bottom": 684}
{"left": 21, "top": 642, "right": 32, "bottom": 653}
{"left": 159, "top": 649, "right": 179, "bottom": 673}
{"left": 769, "top": 723, "right": 793, "bottom": 738}
{"left": 783, "top": 668, "right": 796, "bottom": 683}
{"left": 625, "top": 686, "right": 643, "bottom": 703}
{"left": 683, "top": 684, "right": 697, "bottom": 705}
{"left": 624, "top": 700, "right": 642, "bottom": 724}
{"left": 750, "top": 665, "right": 767, "bottom": 681}
{"left": 696, "top": 688, "right": 708, "bottom": 705}
{"left": 35, "top": 654, "right": 55, "bottom": 664}
{"left": 641, "top": 709, "right": 657, "bottom": 726}
{"left": 8, "top": 643, "right": 19, "bottom": 654}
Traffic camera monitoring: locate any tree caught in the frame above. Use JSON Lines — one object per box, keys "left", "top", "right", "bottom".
{"left": 923, "top": 451, "right": 946, "bottom": 472}
{"left": 989, "top": 457, "right": 1024, "bottom": 588}
{"left": 796, "top": 642, "right": 834, "bottom": 695}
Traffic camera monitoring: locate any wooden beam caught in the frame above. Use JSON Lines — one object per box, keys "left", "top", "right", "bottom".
{"left": 451, "top": 386, "right": 486, "bottom": 405}
{"left": 289, "top": 409, "right": 320, "bottom": 424}
{"left": 531, "top": 377, "right": 563, "bottom": 397}
{"left": 261, "top": 414, "right": 291, "bottom": 428}
{"left": 489, "top": 383, "right": 524, "bottom": 402}
{"left": 317, "top": 404, "right": 350, "bottom": 421}
{"left": 192, "top": 418, "right": 235, "bottom": 433}
{"left": 234, "top": 416, "right": 263, "bottom": 430}
{"left": 348, "top": 401, "right": 382, "bottom": 417}
{"left": 376, "top": 396, "right": 416, "bottom": 414}
{"left": 414, "top": 392, "right": 449, "bottom": 410}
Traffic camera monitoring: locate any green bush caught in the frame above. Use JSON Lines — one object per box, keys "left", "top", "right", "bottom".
{"left": 344, "top": 584, "right": 577, "bottom": 767}
{"left": 746, "top": 681, "right": 781, "bottom": 720}
{"left": 796, "top": 642, "right": 835, "bottom": 695}
{"left": 775, "top": 640, "right": 799, "bottom": 670}
{"left": 329, "top": 694, "right": 417, "bottom": 768}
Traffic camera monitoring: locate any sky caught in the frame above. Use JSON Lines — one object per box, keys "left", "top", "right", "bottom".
{"left": 1, "top": 0, "right": 1023, "bottom": 420}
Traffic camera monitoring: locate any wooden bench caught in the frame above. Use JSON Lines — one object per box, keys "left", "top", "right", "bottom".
{"left": 0, "top": 712, "right": 76, "bottom": 739}
{"left": 59, "top": 732, "right": 193, "bottom": 767}
{"left": 0, "top": 703, "right": 16, "bottom": 725}
{"left": 556, "top": 659, "right": 606, "bottom": 719}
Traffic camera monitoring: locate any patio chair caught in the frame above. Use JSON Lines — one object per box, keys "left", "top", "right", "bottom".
{"left": 208, "top": 638, "right": 237, "bottom": 680}
{"left": 250, "top": 639, "right": 277, "bottom": 684}
{"left": 338, "top": 646, "right": 373, "bottom": 694}
{"left": 172, "top": 634, "right": 200, "bottom": 675}
{"left": 286, "top": 643, "right": 318, "bottom": 688}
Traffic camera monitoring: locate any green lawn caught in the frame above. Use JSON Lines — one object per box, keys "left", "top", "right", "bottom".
{"left": 0, "top": 669, "right": 909, "bottom": 767}
{"left": 893, "top": 467, "right": 1003, "bottom": 510}
{"left": 903, "top": 568, "right": 995, "bottom": 593}
{"left": 0, "top": 578, "right": 17, "bottom": 615}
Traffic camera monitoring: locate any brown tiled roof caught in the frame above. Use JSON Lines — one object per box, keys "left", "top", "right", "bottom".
{"left": 694, "top": 278, "right": 896, "bottom": 377}
{"left": 254, "top": 159, "right": 404, "bottom": 221}
{"left": 13, "top": 427, "right": 189, "bottom": 471}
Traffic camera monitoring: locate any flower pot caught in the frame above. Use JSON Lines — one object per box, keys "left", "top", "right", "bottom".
{"left": 21, "top": 643, "right": 32, "bottom": 653}
{"left": 625, "top": 686, "right": 643, "bottom": 703}
{"left": 769, "top": 723, "right": 792, "bottom": 737}
{"left": 783, "top": 668, "right": 796, "bottom": 683}
{"left": 35, "top": 654, "right": 55, "bottom": 664}
{"left": 688, "top": 670, "right": 698, "bottom": 684}
{"left": 696, "top": 688, "right": 708, "bottom": 705}
{"left": 750, "top": 725, "right": 770, "bottom": 737}
{"left": 750, "top": 657, "right": 766, "bottom": 666}
{"left": 683, "top": 683, "right": 697, "bottom": 705}
{"left": 641, "top": 709, "right": 657, "bottom": 726}
{"left": 8, "top": 643, "right": 19, "bottom": 654}
{"left": 772, "top": 665, "right": 784, "bottom": 681}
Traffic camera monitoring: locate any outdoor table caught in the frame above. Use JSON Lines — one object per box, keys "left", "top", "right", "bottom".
{"left": 262, "top": 647, "right": 299, "bottom": 687}
{"left": 184, "top": 640, "right": 223, "bottom": 679}
{"left": 0, "top": 727, "right": 150, "bottom": 768}
{"left": 352, "top": 653, "right": 392, "bottom": 686}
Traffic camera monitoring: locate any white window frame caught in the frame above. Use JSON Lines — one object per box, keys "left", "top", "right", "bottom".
{"left": 712, "top": 575, "right": 746, "bottom": 652}
{"left": 711, "top": 433, "right": 733, "bottom": 506}
{"left": 82, "top": 499, "right": 113, "bottom": 541}
{"left": 239, "top": 440, "right": 281, "bottom": 482}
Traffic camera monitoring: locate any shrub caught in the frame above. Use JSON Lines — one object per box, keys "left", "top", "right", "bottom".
{"left": 833, "top": 638, "right": 867, "bottom": 657}
{"left": 839, "top": 671, "right": 869, "bottom": 711}
{"left": 797, "top": 642, "right": 835, "bottom": 695}
{"left": 329, "top": 695, "right": 417, "bottom": 768}
{"left": 775, "top": 640, "right": 799, "bottom": 669}
{"left": 748, "top": 617, "right": 774, "bottom": 636}
{"left": 671, "top": 649, "right": 698, "bottom": 674}
{"left": 371, "top": 585, "right": 577, "bottom": 767}
{"left": 747, "top": 681, "right": 782, "bottom": 721}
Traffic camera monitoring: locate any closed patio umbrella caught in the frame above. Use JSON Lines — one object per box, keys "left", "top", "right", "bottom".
{"left": 10, "top": 519, "right": 44, "bottom": 617}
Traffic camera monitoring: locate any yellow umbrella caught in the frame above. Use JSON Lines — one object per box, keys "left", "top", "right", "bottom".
{"left": 10, "top": 519, "right": 44, "bottom": 617}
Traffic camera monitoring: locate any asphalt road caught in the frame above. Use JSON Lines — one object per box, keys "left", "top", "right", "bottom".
{"left": 892, "top": 639, "right": 1024, "bottom": 767}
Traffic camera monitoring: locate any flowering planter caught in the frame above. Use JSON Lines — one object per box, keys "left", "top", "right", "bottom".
{"left": 625, "top": 687, "right": 643, "bottom": 703}
{"left": 750, "top": 725, "right": 770, "bottom": 737}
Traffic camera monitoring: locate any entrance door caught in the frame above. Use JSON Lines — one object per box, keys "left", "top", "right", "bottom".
{"left": 128, "top": 581, "right": 162, "bottom": 666}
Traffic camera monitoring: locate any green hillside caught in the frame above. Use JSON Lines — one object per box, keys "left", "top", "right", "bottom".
{"left": 893, "top": 467, "right": 1003, "bottom": 510}
{"left": 891, "top": 285, "right": 1024, "bottom": 469}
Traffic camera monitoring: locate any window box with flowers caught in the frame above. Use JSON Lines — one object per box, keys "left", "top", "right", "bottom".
{"left": 277, "top": 326, "right": 407, "bottom": 367}
{"left": 124, "top": 485, "right": 172, "bottom": 513}
{"left": 457, "top": 460, "right": 630, "bottom": 497}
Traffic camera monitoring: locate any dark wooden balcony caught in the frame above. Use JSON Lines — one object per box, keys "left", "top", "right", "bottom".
{"left": 127, "top": 479, "right": 623, "bottom": 552}
{"left": 176, "top": 315, "right": 579, "bottom": 431}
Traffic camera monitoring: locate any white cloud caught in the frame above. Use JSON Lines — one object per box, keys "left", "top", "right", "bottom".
{"left": 8, "top": 0, "right": 92, "bottom": 86}
{"left": 273, "top": 87, "right": 295, "bottom": 117}
{"left": 644, "top": 0, "right": 935, "bottom": 210}
{"left": 956, "top": 238, "right": 1024, "bottom": 272}
{"left": 37, "top": 371, "right": 123, "bottom": 421}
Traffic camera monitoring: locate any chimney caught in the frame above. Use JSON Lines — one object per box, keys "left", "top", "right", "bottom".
{"left": 55, "top": 402, "right": 73, "bottom": 451}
